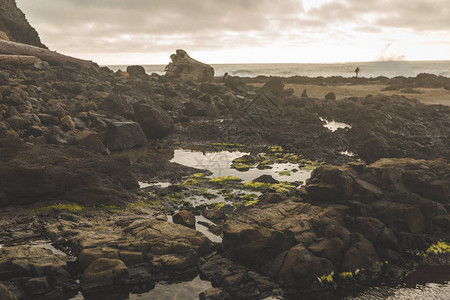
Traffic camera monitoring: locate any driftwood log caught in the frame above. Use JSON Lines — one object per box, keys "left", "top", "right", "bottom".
{"left": 0, "top": 39, "right": 96, "bottom": 69}
{"left": 0, "top": 54, "right": 41, "bottom": 65}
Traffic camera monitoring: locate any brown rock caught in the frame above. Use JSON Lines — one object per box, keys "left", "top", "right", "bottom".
{"left": 61, "top": 115, "right": 75, "bottom": 131}
{"left": 81, "top": 258, "right": 129, "bottom": 294}
{"left": 173, "top": 210, "right": 196, "bottom": 229}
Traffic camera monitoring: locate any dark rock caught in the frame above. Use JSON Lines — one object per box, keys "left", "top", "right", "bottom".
{"left": 200, "top": 255, "right": 281, "bottom": 299}
{"left": 24, "top": 277, "right": 51, "bottom": 296}
{"left": 126, "top": 65, "right": 146, "bottom": 77}
{"left": 253, "top": 175, "right": 279, "bottom": 184}
{"left": 259, "top": 193, "right": 285, "bottom": 204}
{"left": 263, "top": 244, "right": 333, "bottom": 288}
{"left": 184, "top": 99, "right": 217, "bottom": 117}
{"left": 200, "top": 82, "right": 221, "bottom": 95}
{"left": 26, "top": 125, "right": 49, "bottom": 137}
{"left": 301, "top": 89, "right": 308, "bottom": 98}
{"left": 0, "top": 0, "right": 46, "bottom": 48}
{"left": 342, "top": 234, "right": 379, "bottom": 271}
{"left": 263, "top": 77, "right": 284, "bottom": 97}
{"left": 0, "top": 284, "right": 17, "bottom": 300}
{"left": 204, "top": 204, "right": 234, "bottom": 224}
{"left": 100, "top": 95, "right": 134, "bottom": 119}
{"left": 357, "top": 137, "right": 389, "bottom": 164}
{"left": 0, "top": 139, "right": 138, "bottom": 206}
{"left": 133, "top": 101, "right": 174, "bottom": 139}
{"left": 165, "top": 49, "right": 214, "bottom": 82}
{"left": 356, "top": 217, "right": 384, "bottom": 242}
{"left": 325, "top": 92, "right": 336, "bottom": 100}
{"left": 52, "top": 82, "right": 84, "bottom": 94}
{"left": 47, "top": 126, "right": 74, "bottom": 145}
{"left": 131, "top": 152, "right": 209, "bottom": 182}
{"left": 284, "top": 88, "right": 294, "bottom": 96}
{"left": 73, "top": 117, "right": 87, "bottom": 130}
{"left": 173, "top": 210, "right": 196, "bottom": 228}
{"left": 224, "top": 76, "right": 248, "bottom": 94}
{"left": 0, "top": 246, "right": 76, "bottom": 298}
{"left": 0, "top": 71, "right": 10, "bottom": 85}
{"left": 75, "top": 130, "right": 109, "bottom": 154}
{"left": 105, "top": 121, "right": 147, "bottom": 151}
{"left": 306, "top": 165, "right": 354, "bottom": 202}
{"left": 37, "top": 113, "right": 60, "bottom": 126}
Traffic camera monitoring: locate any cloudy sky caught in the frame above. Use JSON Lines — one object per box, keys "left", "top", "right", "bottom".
{"left": 16, "top": 0, "right": 450, "bottom": 65}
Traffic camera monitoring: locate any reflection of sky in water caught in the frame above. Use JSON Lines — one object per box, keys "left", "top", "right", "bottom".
{"left": 319, "top": 117, "right": 351, "bottom": 132}
{"left": 130, "top": 275, "right": 212, "bottom": 300}
{"left": 138, "top": 181, "right": 171, "bottom": 188}
{"left": 346, "top": 282, "right": 450, "bottom": 300}
{"left": 170, "top": 149, "right": 312, "bottom": 183}
{"left": 167, "top": 215, "right": 222, "bottom": 243}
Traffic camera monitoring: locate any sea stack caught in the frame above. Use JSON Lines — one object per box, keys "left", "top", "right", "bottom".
{"left": 165, "top": 49, "right": 214, "bottom": 82}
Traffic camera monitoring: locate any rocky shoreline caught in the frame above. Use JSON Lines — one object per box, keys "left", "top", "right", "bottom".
{"left": 1, "top": 1, "right": 449, "bottom": 298}
{"left": 0, "top": 52, "right": 449, "bottom": 299}
{"left": 0, "top": 15, "right": 449, "bottom": 297}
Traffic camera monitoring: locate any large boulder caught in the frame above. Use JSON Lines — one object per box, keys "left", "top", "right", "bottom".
{"left": 221, "top": 158, "right": 450, "bottom": 294}
{"left": 100, "top": 95, "right": 135, "bottom": 119}
{"left": 126, "top": 65, "right": 146, "bottom": 77}
{"left": 81, "top": 258, "right": 129, "bottom": 295}
{"left": 0, "top": 138, "right": 138, "bottom": 206}
{"left": 133, "top": 101, "right": 174, "bottom": 139}
{"left": 105, "top": 121, "right": 147, "bottom": 151}
{"left": 165, "top": 49, "right": 214, "bottom": 82}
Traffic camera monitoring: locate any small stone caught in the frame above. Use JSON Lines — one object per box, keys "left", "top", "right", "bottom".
{"left": 61, "top": 115, "right": 75, "bottom": 131}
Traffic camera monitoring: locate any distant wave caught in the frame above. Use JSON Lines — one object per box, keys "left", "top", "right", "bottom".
{"left": 231, "top": 69, "right": 253, "bottom": 75}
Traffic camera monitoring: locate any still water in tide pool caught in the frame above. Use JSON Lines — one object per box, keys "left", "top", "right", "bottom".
{"left": 170, "top": 149, "right": 312, "bottom": 184}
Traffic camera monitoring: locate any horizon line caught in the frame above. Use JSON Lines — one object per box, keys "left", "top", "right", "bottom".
{"left": 103, "top": 59, "right": 450, "bottom": 66}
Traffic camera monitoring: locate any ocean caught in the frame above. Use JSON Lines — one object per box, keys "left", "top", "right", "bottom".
{"left": 107, "top": 60, "right": 450, "bottom": 78}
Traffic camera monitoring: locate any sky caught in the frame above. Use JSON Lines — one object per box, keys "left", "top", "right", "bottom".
{"left": 16, "top": 0, "right": 450, "bottom": 65}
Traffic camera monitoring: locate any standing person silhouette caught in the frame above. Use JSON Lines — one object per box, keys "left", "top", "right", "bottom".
{"left": 355, "top": 67, "right": 360, "bottom": 78}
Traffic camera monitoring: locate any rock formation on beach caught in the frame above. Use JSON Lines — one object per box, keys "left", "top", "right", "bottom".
{"left": 0, "top": 0, "right": 46, "bottom": 48}
{"left": 165, "top": 49, "right": 214, "bottom": 82}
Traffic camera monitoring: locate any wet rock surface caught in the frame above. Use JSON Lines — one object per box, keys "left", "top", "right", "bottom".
{"left": 0, "top": 138, "right": 138, "bottom": 206}
{"left": 220, "top": 158, "right": 449, "bottom": 296}
{"left": 0, "top": 46, "right": 449, "bottom": 299}
{"left": 0, "top": 245, "right": 77, "bottom": 299}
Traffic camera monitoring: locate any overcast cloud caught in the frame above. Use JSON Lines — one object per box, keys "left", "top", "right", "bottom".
{"left": 16, "top": 0, "right": 450, "bottom": 64}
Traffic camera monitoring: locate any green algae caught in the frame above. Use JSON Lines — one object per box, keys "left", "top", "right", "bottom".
{"left": 38, "top": 203, "right": 83, "bottom": 213}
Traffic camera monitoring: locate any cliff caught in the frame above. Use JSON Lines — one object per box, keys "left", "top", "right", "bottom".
{"left": 0, "top": 0, "right": 46, "bottom": 48}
